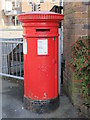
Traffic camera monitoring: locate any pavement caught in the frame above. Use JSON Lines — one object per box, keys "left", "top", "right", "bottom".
{"left": 2, "top": 77, "right": 80, "bottom": 118}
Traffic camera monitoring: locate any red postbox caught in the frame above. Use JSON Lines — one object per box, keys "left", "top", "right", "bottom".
{"left": 18, "top": 12, "right": 64, "bottom": 113}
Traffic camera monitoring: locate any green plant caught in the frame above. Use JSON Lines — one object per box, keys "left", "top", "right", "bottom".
{"left": 71, "top": 36, "right": 90, "bottom": 104}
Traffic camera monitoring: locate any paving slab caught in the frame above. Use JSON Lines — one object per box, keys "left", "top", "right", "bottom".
{"left": 2, "top": 78, "right": 80, "bottom": 118}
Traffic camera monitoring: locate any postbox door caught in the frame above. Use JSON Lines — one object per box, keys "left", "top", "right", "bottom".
{"left": 24, "top": 37, "right": 58, "bottom": 100}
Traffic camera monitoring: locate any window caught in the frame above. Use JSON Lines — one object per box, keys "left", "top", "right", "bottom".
{"left": 28, "top": 0, "right": 32, "bottom": 5}
{"left": 52, "top": 0, "right": 57, "bottom": 3}
{"left": 5, "top": 0, "right": 12, "bottom": 11}
{"left": 12, "top": 16, "right": 20, "bottom": 26}
{"left": 40, "top": 0, "right": 44, "bottom": 3}
{"left": 32, "top": 4, "right": 41, "bottom": 11}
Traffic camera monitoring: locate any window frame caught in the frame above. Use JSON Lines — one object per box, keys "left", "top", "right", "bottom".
{"left": 39, "top": 0, "right": 44, "bottom": 3}
{"left": 51, "top": 0, "right": 58, "bottom": 3}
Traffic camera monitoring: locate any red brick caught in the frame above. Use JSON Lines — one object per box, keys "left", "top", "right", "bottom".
{"left": 63, "top": 2, "right": 89, "bottom": 111}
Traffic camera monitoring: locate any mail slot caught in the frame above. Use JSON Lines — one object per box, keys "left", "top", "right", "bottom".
{"left": 36, "top": 28, "right": 50, "bottom": 32}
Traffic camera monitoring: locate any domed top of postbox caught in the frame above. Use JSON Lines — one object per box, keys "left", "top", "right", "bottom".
{"left": 17, "top": 11, "right": 64, "bottom": 23}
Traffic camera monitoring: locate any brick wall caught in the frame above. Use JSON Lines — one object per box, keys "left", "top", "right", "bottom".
{"left": 63, "top": 2, "right": 89, "bottom": 117}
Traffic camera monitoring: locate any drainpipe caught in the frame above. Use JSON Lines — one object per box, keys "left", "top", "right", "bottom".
{"left": 14, "top": 0, "right": 17, "bottom": 26}
{"left": 58, "top": 0, "right": 63, "bottom": 95}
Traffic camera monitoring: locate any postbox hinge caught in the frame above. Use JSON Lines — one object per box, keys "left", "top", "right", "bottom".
{"left": 55, "top": 60, "right": 56, "bottom": 64}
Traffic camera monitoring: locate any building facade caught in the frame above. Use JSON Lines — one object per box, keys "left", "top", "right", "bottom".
{"left": 0, "top": 0, "right": 22, "bottom": 28}
{"left": 22, "top": 0, "right": 59, "bottom": 12}
{"left": 0, "top": 0, "right": 60, "bottom": 28}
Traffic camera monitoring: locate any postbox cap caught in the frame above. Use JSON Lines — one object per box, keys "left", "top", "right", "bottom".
{"left": 17, "top": 11, "right": 64, "bottom": 23}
